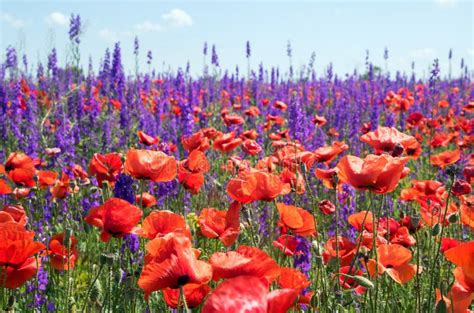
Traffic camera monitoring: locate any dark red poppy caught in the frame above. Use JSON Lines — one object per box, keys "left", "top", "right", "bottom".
{"left": 452, "top": 179, "right": 472, "bottom": 197}
{"left": 124, "top": 149, "right": 177, "bottom": 182}
{"left": 319, "top": 199, "right": 336, "bottom": 215}
{"left": 84, "top": 197, "right": 142, "bottom": 242}
{"left": 88, "top": 152, "right": 123, "bottom": 186}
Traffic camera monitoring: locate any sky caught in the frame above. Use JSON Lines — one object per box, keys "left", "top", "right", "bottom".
{"left": 0, "top": 0, "right": 473, "bottom": 78}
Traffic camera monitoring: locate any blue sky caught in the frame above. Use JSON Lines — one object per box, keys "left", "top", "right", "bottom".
{"left": 1, "top": 0, "right": 473, "bottom": 78}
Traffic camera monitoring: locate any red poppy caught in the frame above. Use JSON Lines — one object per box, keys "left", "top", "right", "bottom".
{"left": 273, "top": 100, "right": 288, "bottom": 111}
{"left": 0, "top": 179, "right": 12, "bottom": 195}
{"left": 312, "top": 115, "right": 327, "bottom": 127}
{"left": 198, "top": 202, "right": 241, "bottom": 246}
{"left": 440, "top": 238, "right": 460, "bottom": 253}
{"left": 366, "top": 244, "right": 417, "bottom": 284}
{"left": 202, "top": 275, "right": 298, "bottom": 313}
{"left": 48, "top": 233, "right": 78, "bottom": 271}
{"left": 209, "top": 246, "right": 280, "bottom": 283}
{"left": 460, "top": 196, "right": 474, "bottom": 230}
{"left": 223, "top": 114, "right": 244, "bottom": 126}
{"left": 71, "top": 164, "right": 89, "bottom": 181}
{"left": 84, "top": 197, "right": 142, "bottom": 242}
{"left": 430, "top": 149, "right": 461, "bottom": 169}
{"left": 276, "top": 203, "right": 316, "bottom": 237}
{"left": 452, "top": 179, "right": 472, "bottom": 197}
{"left": 88, "top": 152, "right": 123, "bottom": 186}
{"left": 244, "top": 106, "right": 261, "bottom": 117}
{"left": 138, "top": 233, "right": 212, "bottom": 299}
{"left": 242, "top": 139, "right": 262, "bottom": 156}
{"left": 348, "top": 211, "right": 374, "bottom": 232}
{"left": 278, "top": 267, "right": 311, "bottom": 290}
{"left": 314, "top": 167, "right": 339, "bottom": 189}
{"left": 279, "top": 168, "right": 305, "bottom": 195}
{"left": 37, "top": 170, "right": 58, "bottom": 188}
{"left": 135, "top": 192, "right": 157, "bottom": 208}
{"left": 178, "top": 150, "right": 210, "bottom": 194}
{"left": 4, "top": 152, "right": 36, "bottom": 187}
{"left": 137, "top": 130, "right": 160, "bottom": 146}
{"left": 0, "top": 223, "right": 45, "bottom": 289}
{"left": 50, "top": 172, "right": 72, "bottom": 199}
{"left": 272, "top": 235, "right": 298, "bottom": 256}
{"left": 444, "top": 241, "right": 474, "bottom": 281}
{"left": 182, "top": 131, "right": 210, "bottom": 152}
{"left": 319, "top": 199, "right": 336, "bottom": 215}
{"left": 336, "top": 154, "right": 408, "bottom": 194}
{"left": 0, "top": 205, "right": 27, "bottom": 226}
{"left": 124, "top": 149, "right": 177, "bottom": 182}
{"left": 213, "top": 132, "right": 243, "bottom": 153}
{"left": 360, "top": 127, "right": 421, "bottom": 158}
{"left": 139, "top": 210, "right": 191, "bottom": 240}
{"left": 323, "top": 236, "right": 357, "bottom": 267}
{"left": 227, "top": 170, "right": 284, "bottom": 203}
{"left": 162, "top": 283, "right": 211, "bottom": 309}
{"left": 314, "top": 141, "right": 348, "bottom": 164}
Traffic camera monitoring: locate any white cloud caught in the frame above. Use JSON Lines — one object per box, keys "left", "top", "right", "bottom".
{"left": 45, "top": 12, "right": 69, "bottom": 27}
{"left": 98, "top": 28, "right": 134, "bottom": 43}
{"left": 134, "top": 21, "right": 162, "bottom": 33}
{"left": 161, "top": 9, "right": 193, "bottom": 28}
{"left": 410, "top": 48, "right": 437, "bottom": 59}
{"left": 0, "top": 13, "right": 25, "bottom": 29}
{"left": 434, "top": 0, "right": 457, "bottom": 7}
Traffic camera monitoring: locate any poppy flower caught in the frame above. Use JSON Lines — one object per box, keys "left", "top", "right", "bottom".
{"left": 71, "top": 164, "right": 89, "bottom": 181}
{"left": 318, "top": 199, "right": 336, "bottom": 215}
{"left": 88, "top": 152, "right": 123, "bottom": 186}
{"left": 139, "top": 210, "right": 191, "bottom": 240}
{"left": 213, "top": 132, "right": 243, "bottom": 153}
{"left": 279, "top": 168, "right": 305, "bottom": 195}
{"left": 400, "top": 180, "right": 446, "bottom": 203}
{"left": 124, "top": 149, "right": 177, "bottom": 182}
{"left": 135, "top": 192, "right": 157, "bottom": 208}
{"left": 314, "top": 141, "right": 348, "bottom": 164}
{"left": 440, "top": 238, "right": 460, "bottom": 253}
{"left": 366, "top": 244, "right": 417, "bottom": 284}
{"left": 50, "top": 172, "right": 72, "bottom": 199}
{"left": 444, "top": 241, "right": 474, "bottom": 280}
{"left": 201, "top": 275, "right": 298, "bottom": 313}
{"left": 0, "top": 205, "right": 27, "bottom": 226}
{"left": 336, "top": 154, "right": 408, "bottom": 194}
{"left": 452, "top": 179, "right": 472, "bottom": 197}
{"left": 460, "top": 196, "right": 474, "bottom": 230}
{"left": 0, "top": 223, "right": 45, "bottom": 289}
{"left": 312, "top": 115, "right": 327, "bottom": 127}
{"left": 223, "top": 114, "right": 244, "bottom": 126}
{"left": 138, "top": 233, "right": 212, "bottom": 299}
{"left": 84, "top": 197, "right": 142, "bottom": 242}
{"left": 276, "top": 203, "right": 316, "bottom": 237}
{"left": 360, "top": 127, "right": 421, "bottom": 158}
{"left": 0, "top": 179, "right": 12, "bottom": 195}
{"left": 137, "top": 130, "right": 160, "bottom": 146}
{"left": 181, "top": 131, "right": 210, "bottom": 152}
{"left": 338, "top": 266, "right": 367, "bottom": 295}
{"left": 323, "top": 236, "right": 357, "bottom": 267}
{"left": 36, "top": 170, "right": 58, "bottom": 188}
{"left": 44, "top": 147, "right": 61, "bottom": 157}
{"left": 430, "top": 149, "right": 461, "bottom": 169}
{"left": 242, "top": 139, "right": 262, "bottom": 156}
{"left": 278, "top": 267, "right": 311, "bottom": 290}
{"left": 244, "top": 106, "right": 260, "bottom": 117}
{"left": 227, "top": 170, "right": 284, "bottom": 203}
{"left": 178, "top": 150, "right": 210, "bottom": 194}
{"left": 389, "top": 227, "right": 416, "bottom": 247}
{"left": 198, "top": 202, "right": 241, "bottom": 246}
{"left": 272, "top": 235, "right": 298, "bottom": 256}
{"left": 4, "top": 152, "right": 36, "bottom": 187}
{"left": 209, "top": 246, "right": 280, "bottom": 283}
{"left": 162, "top": 283, "right": 211, "bottom": 309}
{"left": 314, "top": 167, "right": 339, "bottom": 189}
{"left": 273, "top": 100, "right": 288, "bottom": 111}
{"left": 48, "top": 233, "right": 78, "bottom": 271}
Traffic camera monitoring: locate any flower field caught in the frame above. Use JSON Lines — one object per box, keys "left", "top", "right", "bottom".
{"left": 0, "top": 15, "right": 473, "bottom": 313}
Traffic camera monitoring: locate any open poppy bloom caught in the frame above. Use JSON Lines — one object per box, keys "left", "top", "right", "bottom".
{"left": 278, "top": 267, "right": 311, "bottom": 291}
{"left": 323, "top": 236, "right": 357, "bottom": 267}
{"left": 162, "top": 283, "right": 211, "bottom": 309}
{"left": 314, "top": 167, "right": 339, "bottom": 189}
{"left": 178, "top": 150, "right": 210, "bottom": 194}
{"left": 0, "top": 223, "right": 45, "bottom": 289}
{"left": 135, "top": 192, "right": 157, "bottom": 208}
{"left": 366, "top": 244, "right": 418, "bottom": 284}
{"left": 88, "top": 152, "right": 123, "bottom": 186}
{"left": 181, "top": 130, "right": 210, "bottom": 152}
{"left": 4, "top": 152, "right": 36, "bottom": 187}
{"left": 84, "top": 197, "right": 142, "bottom": 242}
{"left": 48, "top": 233, "right": 78, "bottom": 271}
{"left": 242, "top": 139, "right": 262, "bottom": 156}
{"left": 202, "top": 275, "right": 298, "bottom": 313}
{"left": 313, "top": 141, "right": 348, "bottom": 164}
{"left": 360, "top": 127, "right": 421, "bottom": 158}
{"left": 139, "top": 210, "right": 191, "bottom": 240}
{"left": 276, "top": 203, "right": 316, "bottom": 237}
{"left": 198, "top": 202, "right": 241, "bottom": 246}
{"left": 0, "top": 205, "right": 27, "bottom": 226}
{"left": 227, "top": 170, "right": 284, "bottom": 203}
{"left": 430, "top": 149, "right": 461, "bottom": 169}
{"left": 213, "top": 132, "right": 243, "bottom": 153}
{"left": 209, "top": 246, "right": 281, "bottom": 283}
{"left": 137, "top": 130, "right": 160, "bottom": 146}
{"left": 37, "top": 170, "right": 58, "bottom": 188}
{"left": 460, "top": 196, "right": 474, "bottom": 230}
{"left": 272, "top": 235, "right": 298, "bottom": 256}
{"left": 50, "top": 172, "right": 72, "bottom": 199}
{"left": 0, "top": 179, "right": 12, "bottom": 195}
{"left": 336, "top": 154, "right": 408, "bottom": 194}
{"left": 138, "top": 233, "right": 212, "bottom": 300}
{"left": 124, "top": 149, "right": 177, "bottom": 182}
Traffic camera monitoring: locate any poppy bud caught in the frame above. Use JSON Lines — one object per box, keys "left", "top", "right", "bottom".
{"left": 5, "top": 295, "right": 15, "bottom": 311}
{"left": 100, "top": 253, "right": 116, "bottom": 266}
{"left": 318, "top": 200, "right": 336, "bottom": 215}
{"left": 446, "top": 165, "right": 460, "bottom": 177}
{"left": 447, "top": 213, "right": 459, "bottom": 224}
{"left": 353, "top": 275, "right": 374, "bottom": 289}
{"left": 452, "top": 179, "right": 471, "bottom": 196}
{"left": 431, "top": 223, "right": 441, "bottom": 236}
{"left": 409, "top": 214, "right": 421, "bottom": 231}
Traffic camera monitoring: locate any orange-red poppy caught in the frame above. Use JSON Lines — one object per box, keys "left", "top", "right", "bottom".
{"left": 181, "top": 131, "right": 210, "bottom": 152}
{"left": 4, "top": 152, "right": 36, "bottom": 187}
{"left": 162, "top": 283, "right": 211, "bottom": 309}
{"left": 336, "top": 154, "right": 408, "bottom": 194}
{"left": 139, "top": 210, "right": 191, "bottom": 240}
{"left": 279, "top": 168, "right": 304, "bottom": 195}
{"left": 135, "top": 192, "right": 157, "bottom": 208}
{"left": 48, "top": 233, "right": 78, "bottom": 271}
{"left": 137, "top": 130, "right": 160, "bottom": 146}
{"left": 430, "top": 149, "right": 461, "bottom": 169}
{"left": 314, "top": 167, "right": 339, "bottom": 189}
{"left": 124, "top": 149, "right": 177, "bottom": 182}
{"left": 178, "top": 150, "right": 210, "bottom": 194}
{"left": 209, "top": 246, "right": 280, "bottom": 283}
{"left": 198, "top": 202, "right": 241, "bottom": 246}
{"left": 314, "top": 141, "right": 348, "bottom": 164}
{"left": 50, "top": 172, "right": 72, "bottom": 199}
{"left": 88, "top": 152, "right": 123, "bottom": 186}
{"left": 213, "top": 132, "right": 243, "bottom": 153}
{"left": 272, "top": 235, "right": 298, "bottom": 256}
{"left": 227, "top": 170, "right": 284, "bottom": 203}
{"left": 366, "top": 244, "right": 417, "bottom": 284}
{"left": 223, "top": 114, "right": 244, "bottom": 126}
{"left": 0, "top": 205, "right": 27, "bottom": 226}
{"left": 138, "top": 233, "right": 212, "bottom": 299}
{"left": 36, "top": 170, "right": 58, "bottom": 188}
{"left": 273, "top": 100, "right": 288, "bottom": 111}
{"left": 242, "top": 139, "right": 262, "bottom": 156}
{"left": 84, "top": 197, "right": 142, "bottom": 242}
{"left": 0, "top": 179, "right": 12, "bottom": 195}
{"left": 323, "top": 236, "right": 357, "bottom": 267}
{"left": 460, "top": 196, "right": 474, "bottom": 229}
{"left": 0, "top": 223, "right": 45, "bottom": 289}
{"left": 360, "top": 127, "right": 421, "bottom": 158}
{"left": 278, "top": 267, "right": 311, "bottom": 291}
{"left": 276, "top": 203, "right": 316, "bottom": 237}
{"left": 201, "top": 275, "right": 298, "bottom": 313}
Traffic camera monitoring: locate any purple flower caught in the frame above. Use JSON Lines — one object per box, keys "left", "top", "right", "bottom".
{"left": 68, "top": 14, "right": 81, "bottom": 44}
